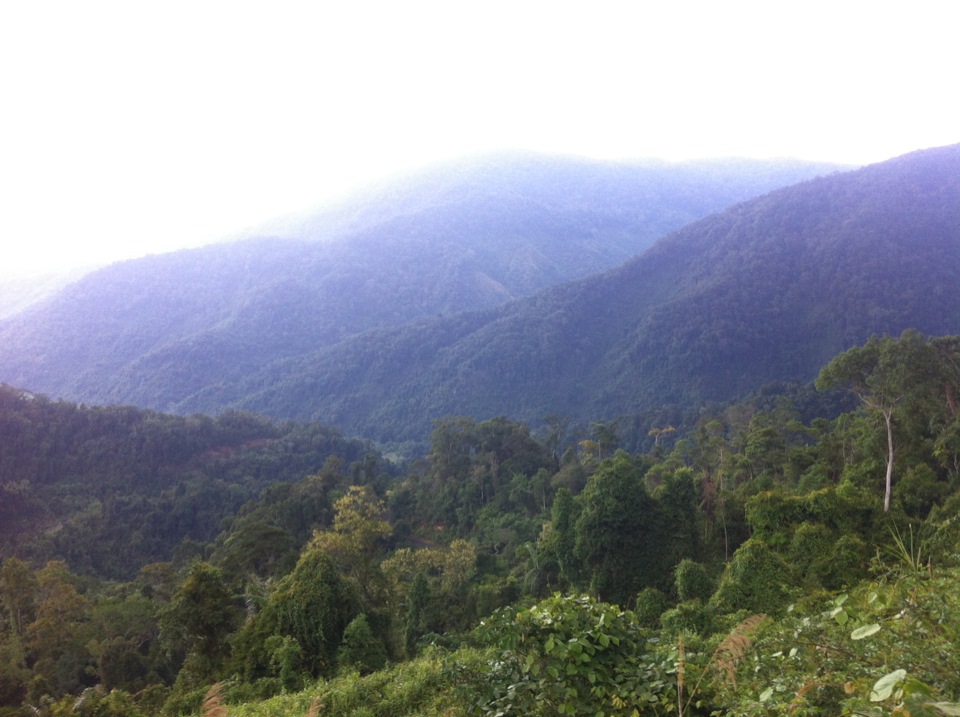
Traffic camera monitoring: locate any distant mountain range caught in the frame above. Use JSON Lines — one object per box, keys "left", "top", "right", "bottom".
{"left": 0, "top": 152, "right": 837, "bottom": 424}
{"left": 180, "top": 144, "right": 960, "bottom": 442}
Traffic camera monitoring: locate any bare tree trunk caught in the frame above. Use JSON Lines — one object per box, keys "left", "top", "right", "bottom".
{"left": 884, "top": 409, "right": 894, "bottom": 512}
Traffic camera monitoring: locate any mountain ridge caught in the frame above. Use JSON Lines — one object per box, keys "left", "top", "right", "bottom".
{"left": 192, "top": 144, "right": 960, "bottom": 441}
{"left": 0, "top": 152, "right": 837, "bottom": 414}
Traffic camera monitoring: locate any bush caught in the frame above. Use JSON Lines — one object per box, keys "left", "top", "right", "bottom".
{"left": 789, "top": 521, "right": 835, "bottom": 584}
{"left": 674, "top": 559, "right": 715, "bottom": 602}
{"left": 469, "top": 594, "right": 674, "bottom": 716}
{"left": 634, "top": 587, "right": 669, "bottom": 628}
{"left": 815, "top": 533, "right": 870, "bottom": 590}
{"left": 660, "top": 599, "right": 717, "bottom": 636}
{"left": 338, "top": 615, "right": 388, "bottom": 676}
{"left": 712, "top": 539, "right": 795, "bottom": 614}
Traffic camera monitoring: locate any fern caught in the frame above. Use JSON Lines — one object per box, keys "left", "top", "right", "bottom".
{"left": 713, "top": 613, "right": 768, "bottom": 689}
{"left": 680, "top": 614, "right": 767, "bottom": 715}
{"left": 201, "top": 683, "right": 229, "bottom": 717}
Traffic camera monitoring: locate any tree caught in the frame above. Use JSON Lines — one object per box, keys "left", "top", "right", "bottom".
{"left": 0, "top": 557, "right": 37, "bottom": 639}
{"left": 590, "top": 420, "right": 620, "bottom": 461}
{"left": 337, "top": 613, "right": 388, "bottom": 675}
{"left": 546, "top": 486, "right": 579, "bottom": 588}
{"left": 160, "top": 562, "right": 239, "bottom": 683}
{"left": 24, "top": 561, "right": 92, "bottom": 699}
{"left": 276, "top": 552, "right": 355, "bottom": 673}
{"left": 309, "top": 485, "right": 392, "bottom": 606}
{"left": 816, "top": 330, "right": 942, "bottom": 511}
{"left": 574, "top": 451, "right": 662, "bottom": 603}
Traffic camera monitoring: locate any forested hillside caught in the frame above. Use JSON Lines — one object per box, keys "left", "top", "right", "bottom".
{"left": 0, "top": 385, "right": 389, "bottom": 580}
{"left": 3, "top": 144, "right": 960, "bottom": 716}
{"left": 0, "top": 154, "right": 832, "bottom": 414}
{"left": 2, "top": 331, "right": 960, "bottom": 716}
{"left": 206, "top": 144, "right": 960, "bottom": 443}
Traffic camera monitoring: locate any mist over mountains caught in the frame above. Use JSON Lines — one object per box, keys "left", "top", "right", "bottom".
{"left": 202, "top": 144, "right": 960, "bottom": 442}
{"left": 0, "top": 153, "right": 837, "bottom": 428}
{"left": 2, "top": 146, "right": 959, "bottom": 446}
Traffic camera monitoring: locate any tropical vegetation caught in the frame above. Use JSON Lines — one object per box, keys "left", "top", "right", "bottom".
{"left": 3, "top": 329, "right": 960, "bottom": 715}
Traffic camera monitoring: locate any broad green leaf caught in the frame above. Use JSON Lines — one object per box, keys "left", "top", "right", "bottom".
{"left": 759, "top": 687, "right": 774, "bottom": 702}
{"left": 928, "top": 702, "right": 960, "bottom": 716}
{"left": 870, "top": 669, "right": 906, "bottom": 702}
{"left": 851, "top": 623, "right": 881, "bottom": 640}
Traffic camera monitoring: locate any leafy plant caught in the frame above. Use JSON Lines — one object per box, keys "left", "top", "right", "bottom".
{"left": 470, "top": 594, "right": 663, "bottom": 716}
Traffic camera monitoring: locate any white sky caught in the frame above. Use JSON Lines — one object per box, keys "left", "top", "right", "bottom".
{"left": 1, "top": 0, "right": 958, "bottom": 280}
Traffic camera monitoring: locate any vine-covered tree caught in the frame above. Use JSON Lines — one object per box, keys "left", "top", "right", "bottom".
{"left": 574, "top": 452, "right": 662, "bottom": 603}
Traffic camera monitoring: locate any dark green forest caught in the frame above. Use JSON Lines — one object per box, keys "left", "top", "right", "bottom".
{"left": 3, "top": 330, "right": 960, "bottom": 716}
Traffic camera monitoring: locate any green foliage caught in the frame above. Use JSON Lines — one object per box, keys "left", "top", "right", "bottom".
{"left": 338, "top": 614, "right": 388, "bottom": 676}
{"left": 469, "top": 594, "right": 670, "bottom": 716}
{"left": 656, "top": 469, "right": 703, "bottom": 568}
{"left": 660, "top": 599, "right": 717, "bottom": 636}
{"left": 817, "top": 330, "right": 949, "bottom": 512}
{"left": 222, "top": 646, "right": 482, "bottom": 717}
{"left": 160, "top": 562, "right": 240, "bottom": 687}
{"left": 712, "top": 539, "right": 795, "bottom": 615}
{"left": 674, "top": 559, "right": 715, "bottom": 603}
{"left": 712, "top": 567, "right": 960, "bottom": 716}
{"left": 235, "top": 549, "right": 358, "bottom": 681}
{"left": 634, "top": 587, "right": 669, "bottom": 629}
{"left": 788, "top": 521, "right": 835, "bottom": 582}
{"left": 0, "top": 386, "right": 384, "bottom": 580}
{"left": 413, "top": 416, "right": 556, "bottom": 533}
{"left": 9, "top": 321, "right": 960, "bottom": 715}
{"left": 574, "top": 451, "right": 663, "bottom": 603}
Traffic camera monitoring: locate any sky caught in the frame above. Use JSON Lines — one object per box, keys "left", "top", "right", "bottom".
{"left": 1, "top": 1, "right": 959, "bottom": 280}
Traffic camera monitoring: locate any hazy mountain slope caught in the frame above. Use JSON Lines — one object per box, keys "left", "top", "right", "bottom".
{"left": 205, "top": 144, "right": 960, "bottom": 441}
{"left": 0, "top": 268, "right": 91, "bottom": 319}
{"left": 0, "top": 153, "right": 835, "bottom": 409}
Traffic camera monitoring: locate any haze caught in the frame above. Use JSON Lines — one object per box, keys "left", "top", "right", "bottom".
{"left": 1, "top": 0, "right": 958, "bottom": 280}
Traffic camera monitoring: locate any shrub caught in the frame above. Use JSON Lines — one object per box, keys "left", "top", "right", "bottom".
{"left": 337, "top": 615, "right": 388, "bottom": 676}
{"left": 674, "top": 559, "right": 715, "bottom": 602}
{"left": 712, "top": 539, "right": 795, "bottom": 614}
{"left": 634, "top": 587, "right": 668, "bottom": 628}
{"left": 469, "top": 594, "right": 673, "bottom": 716}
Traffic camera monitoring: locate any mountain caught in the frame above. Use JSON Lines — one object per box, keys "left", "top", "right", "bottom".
{"left": 0, "top": 268, "right": 90, "bottom": 320}
{"left": 188, "top": 144, "right": 960, "bottom": 442}
{"left": 0, "top": 153, "right": 835, "bottom": 412}
{"left": 0, "top": 383, "right": 387, "bottom": 579}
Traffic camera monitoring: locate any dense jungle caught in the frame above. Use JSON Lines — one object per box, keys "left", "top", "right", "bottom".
{"left": 3, "top": 329, "right": 960, "bottom": 716}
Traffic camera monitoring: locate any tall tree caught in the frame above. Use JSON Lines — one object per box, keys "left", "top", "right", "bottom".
{"left": 574, "top": 451, "right": 662, "bottom": 603}
{"left": 816, "top": 330, "right": 942, "bottom": 511}
{"left": 159, "top": 562, "right": 239, "bottom": 684}
{"left": 309, "top": 486, "right": 392, "bottom": 606}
